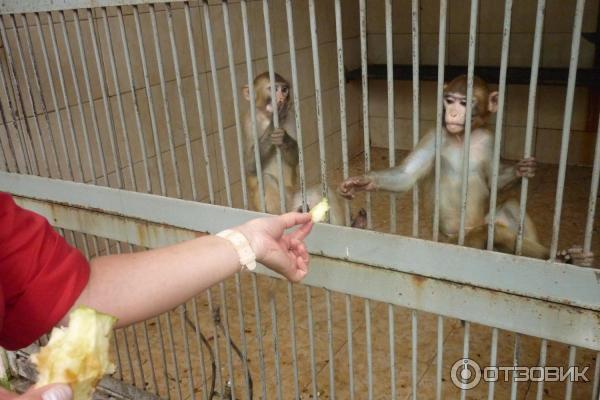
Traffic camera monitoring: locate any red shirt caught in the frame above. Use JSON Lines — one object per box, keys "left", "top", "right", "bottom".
{"left": 0, "top": 193, "right": 89, "bottom": 350}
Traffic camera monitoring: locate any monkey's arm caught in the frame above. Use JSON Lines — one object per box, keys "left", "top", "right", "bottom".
{"left": 244, "top": 128, "right": 275, "bottom": 175}
{"left": 496, "top": 157, "right": 536, "bottom": 191}
{"left": 339, "top": 132, "right": 435, "bottom": 198}
{"left": 279, "top": 129, "right": 299, "bottom": 166}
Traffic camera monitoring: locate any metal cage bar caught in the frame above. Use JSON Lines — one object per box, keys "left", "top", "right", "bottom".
{"left": 386, "top": 0, "right": 396, "bottom": 234}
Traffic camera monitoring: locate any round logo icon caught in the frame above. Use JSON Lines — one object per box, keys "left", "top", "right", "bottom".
{"left": 450, "top": 358, "right": 482, "bottom": 390}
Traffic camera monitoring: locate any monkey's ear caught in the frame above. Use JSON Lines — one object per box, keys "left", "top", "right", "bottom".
{"left": 242, "top": 85, "right": 250, "bottom": 101}
{"left": 488, "top": 91, "right": 499, "bottom": 113}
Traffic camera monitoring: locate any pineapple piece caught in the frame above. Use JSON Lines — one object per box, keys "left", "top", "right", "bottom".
{"left": 31, "top": 306, "right": 117, "bottom": 400}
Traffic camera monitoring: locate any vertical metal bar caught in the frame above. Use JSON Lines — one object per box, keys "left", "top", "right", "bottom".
{"left": 550, "top": 0, "right": 585, "bottom": 259}
{"left": 73, "top": 10, "right": 110, "bottom": 185}
{"left": 366, "top": 299, "right": 373, "bottom": 400}
{"left": 287, "top": 283, "right": 300, "bottom": 400}
{"left": 121, "top": 325, "right": 137, "bottom": 386}
{"left": 583, "top": 113, "right": 600, "bottom": 253}
{"left": 411, "top": 310, "right": 418, "bottom": 400}
{"left": 460, "top": 322, "right": 470, "bottom": 400}
{"left": 326, "top": 290, "right": 336, "bottom": 400}
{"left": 234, "top": 275, "right": 251, "bottom": 400}
{"left": 385, "top": 0, "right": 396, "bottom": 233}
{"left": 457, "top": 0, "right": 479, "bottom": 245}
{"left": 184, "top": 2, "right": 214, "bottom": 204}
{"left": 58, "top": 10, "right": 96, "bottom": 184}
{"left": 133, "top": 5, "right": 166, "bottom": 195}
{"left": 165, "top": 3, "right": 197, "bottom": 201}
{"left": 307, "top": 286, "right": 318, "bottom": 399}
{"left": 155, "top": 315, "right": 173, "bottom": 399}
{"left": 11, "top": 14, "right": 50, "bottom": 177}
{"left": 346, "top": 294, "right": 355, "bottom": 400}
{"left": 488, "top": 0, "right": 514, "bottom": 250}
{"left": 219, "top": 283, "right": 237, "bottom": 400}
{"left": 270, "top": 292, "right": 283, "bottom": 400}
{"left": 42, "top": 12, "right": 78, "bottom": 181}
{"left": 0, "top": 89, "right": 18, "bottom": 173}
{"left": 149, "top": 4, "right": 181, "bottom": 199}
{"left": 201, "top": 0, "right": 232, "bottom": 206}
{"left": 0, "top": 16, "right": 37, "bottom": 175}
{"left": 141, "top": 320, "right": 159, "bottom": 395}
{"left": 252, "top": 275, "right": 267, "bottom": 400}
{"left": 487, "top": 328, "right": 499, "bottom": 400}
{"left": 101, "top": 7, "right": 135, "bottom": 190}
{"left": 388, "top": 304, "right": 396, "bottom": 400}
{"left": 124, "top": 244, "right": 146, "bottom": 390}
{"left": 22, "top": 15, "right": 61, "bottom": 179}
{"left": 178, "top": 305, "right": 196, "bottom": 400}
{"left": 334, "top": 0, "right": 350, "bottom": 224}
{"left": 191, "top": 298, "right": 210, "bottom": 400}
{"left": 87, "top": 9, "right": 124, "bottom": 189}
{"left": 564, "top": 346, "right": 577, "bottom": 400}
{"left": 591, "top": 351, "right": 600, "bottom": 400}
{"left": 510, "top": 334, "right": 520, "bottom": 400}
{"left": 433, "top": 0, "right": 447, "bottom": 242}
{"left": 411, "top": 0, "right": 420, "bottom": 237}
{"left": 515, "top": 0, "right": 545, "bottom": 253}
{"left": 285, "top": 0, "right": 307, "bottom": 210}
{"left": 359, "top": 0, "right": 372, "bottom": 228}
{"left": 206, "top": 289, "right": 224, "bottom": 398}
{"left": 308, "top": 0, "right": 329, "bottom": 203}
{"left": 262, "top": 0, "right": 287, "bottom": 212}
{"left": 222, "top": 0, "right": 248, "bottom": 209}
{"left": 240, "top": 0, "right": 266, "bottom": 212}
{"left": 116, "top": 6, "right": 151, "bottom": 193}
{"left": 436, "top": 316, "right": 443, "bottom": 400}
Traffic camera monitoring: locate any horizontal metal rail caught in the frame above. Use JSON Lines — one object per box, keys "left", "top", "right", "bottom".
{"left": 0, "top": 0, "right": 189, "bottom": 14}
{"left": 3, "top": 172, "right": 599, "bottom": 312}
{"left": 10, "top": 193, "right": 600, "bottom": 351}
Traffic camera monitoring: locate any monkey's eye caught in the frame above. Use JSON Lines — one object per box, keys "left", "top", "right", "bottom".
{"left": 282, "top": 87, "right": 289, "bottom": 94}
{"left": 444, "top": 96, "right": 454, "bottom": 104}
{"left": 460, "top": 100, "right": 467, "bottom": 106}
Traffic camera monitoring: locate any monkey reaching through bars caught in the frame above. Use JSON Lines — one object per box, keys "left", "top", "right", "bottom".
{"left": 339, "top": 75, "right": 594, "bottom": 266}
{"left": 242, "top": 71, "right": 366, "bottom": 228}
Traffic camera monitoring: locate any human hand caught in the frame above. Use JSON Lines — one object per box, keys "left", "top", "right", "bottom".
{"left": 235, "top": 212, "right": 313, "bottom": 282}
{"left": 0, "top": 383, "right": 72, "bottom": 400}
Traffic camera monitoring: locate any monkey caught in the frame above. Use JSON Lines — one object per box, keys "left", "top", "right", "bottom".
{"left": 243, "top": 71, "right": 367, "bottom": 229}
{"left": 339, "top": 75, "right": 594, "bottom": 266}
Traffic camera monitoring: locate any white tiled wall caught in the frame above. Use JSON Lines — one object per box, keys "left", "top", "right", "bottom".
{"left": 366, "top": 0, "right": 599, "bottom": 166}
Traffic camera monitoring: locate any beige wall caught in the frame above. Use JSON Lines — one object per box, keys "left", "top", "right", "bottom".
{"left": 366, "top": 0, "right": 599, "bottom": 166}
{"left": 0, "top": 0, "right": 363, "bottom": 209}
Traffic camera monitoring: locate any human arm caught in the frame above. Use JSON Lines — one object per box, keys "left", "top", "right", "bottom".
{"left": 68, "top": 213, "right": 313, "bottom": 328}
{"left": 0, "top": 383, "right": 72, "bottom": 400}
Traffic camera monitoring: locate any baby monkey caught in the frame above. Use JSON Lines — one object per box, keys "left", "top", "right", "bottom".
{"left": 243, "top": 71, "right": 366, "bottom": 228}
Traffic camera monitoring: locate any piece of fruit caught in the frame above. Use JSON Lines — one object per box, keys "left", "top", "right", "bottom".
{"left": 309, "top": 198, "right": 330, "bottom": 223}
{"left": 31, "top": 306, "right": 117, "bottom": 400}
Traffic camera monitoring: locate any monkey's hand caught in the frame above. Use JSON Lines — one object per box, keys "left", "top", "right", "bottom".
{"left": 338, "top": 176, "right": 376, "bottom": 200}
{"left": 271, "top": 128, "right": 286, "bottom": 146}
{"left": 516, "top": 157, "right": 536, "bottom": 178}
{"left": 557, "top": 246, "right": 595, "bottom": 268}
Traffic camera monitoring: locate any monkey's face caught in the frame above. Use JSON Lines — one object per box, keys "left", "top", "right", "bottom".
{"left": 443, "top": 93, "right": 469, "bottom": 135}
{"left": 264, "top": 82, "right": 290, "bottom": 114}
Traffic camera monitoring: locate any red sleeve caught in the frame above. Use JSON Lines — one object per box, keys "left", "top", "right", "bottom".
{"left": 0, "top": 193, "right": 90, "bottom": 350}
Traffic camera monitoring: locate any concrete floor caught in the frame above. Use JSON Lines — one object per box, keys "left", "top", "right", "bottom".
{"left": 110, "top": 148, "right": 599, "bottom": 400}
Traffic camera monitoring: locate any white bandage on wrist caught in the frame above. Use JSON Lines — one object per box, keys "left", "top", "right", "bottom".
{"left": 216, "top": 229, "right": 257, "bottom": 271}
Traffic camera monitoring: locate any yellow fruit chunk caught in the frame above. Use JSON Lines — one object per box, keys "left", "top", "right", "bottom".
{"left": 309, "top": 198, "right": 330, "bottom": 223}
{"left": 31, "top": 306, "right": 117, "bottom": 400}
